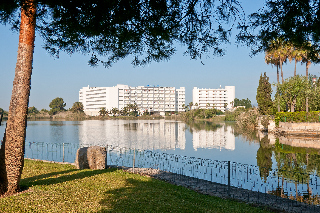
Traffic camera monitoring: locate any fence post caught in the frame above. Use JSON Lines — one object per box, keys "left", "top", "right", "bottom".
{"left": 228, "top": 161, "right": 230, "bottom": 196}
{"left": 133, "top": 148, "right": 135, "bottom": 173}
{"left": 0, "top": 112, "right": 3, "bottom": 126}
{"left": 62, "top": 143, "right": 65, "bottom": 163}
{"left": 106, "top": 145, "right": 108, "bottom": 168}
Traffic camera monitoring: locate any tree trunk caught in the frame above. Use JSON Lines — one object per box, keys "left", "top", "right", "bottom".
{"left": 291, "top": 98, "right": 296, "bottom": 112}
{"left": 294, "top": 60, "right": 297, "bottom": 76}
{"left": 306, "top": 61, "right": 311, "bottom": 77}
{"left": 0, "top": 0, "right": 36, "bottom": 195}
{"left": 277, "top": 65, "right": 279, "bottom": 83}
{"left": 280, "top": 58, "right": 284, "bottom": 83}
{"left": 276, "top": 64, "right": 280, "bottom": 112}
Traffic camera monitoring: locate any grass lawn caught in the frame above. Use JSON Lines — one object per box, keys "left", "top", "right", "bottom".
{"left": 0, "top": 160, "right": 272, "bottom": 212}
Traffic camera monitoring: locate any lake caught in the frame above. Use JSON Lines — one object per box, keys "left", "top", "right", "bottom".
{"left": 0, "top": 120, "right": 262, "bottom": 166}
{"left": 1, "top": 119, "right": 320, "bottom": 202}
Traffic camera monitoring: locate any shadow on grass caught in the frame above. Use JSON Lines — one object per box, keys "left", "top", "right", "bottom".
{"left": 97, "top": 175, "right": 267, "bottom": 213}
{"left": 21, "top": 168, "right": 118, "bottom": 188}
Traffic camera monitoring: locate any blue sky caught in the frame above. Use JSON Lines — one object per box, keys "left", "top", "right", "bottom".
{"left": 1, "top": 0, "right": 319, "bottom": 111}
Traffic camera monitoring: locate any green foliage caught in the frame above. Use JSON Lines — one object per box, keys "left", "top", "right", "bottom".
{"left": 71, "top": 102, "right": 84, "bottom": 113}
{"left": 49, "top": 97, "right": 66, "bottom": 115}
{"left": 0, "top": 108, "right": 8, "bottom": 116}
{"left": 224, "top": 107, "right": 246, "bottom": 121}
{"left": 276, "top": 111, "right": 320, "bottom": 123}
{"left": 275, "top": 116, "right": 280, "bottom": 127}
{"left": 234, "top": 98, "right": 252, "bottom": 109}
{"left": 111, "top": 107, "right": 119, "bottom": 116}
{"left": 129, "top": 111, "right": 138, "bottom": 117}
{"left": 236, "top": 108, "right": 259, "bottom": 130}
{"left": 121, "top": 103, "right": 138, "bottom": 116}
{"left": 256, "top": 73, "right": 273, "bottom": 115}
{"left": 27, "top": 106, "right": 39, "bottom": 115}
{"left": 99, "top": 107, "right": 107, "bottom": 116}
{"left": 40, "top": 109, "right": 49, "bottom": 113}
{"left": 261, "top": 116, "right": 270, "bottom": 129}
{"left": 274, "top": 75, "right": 320, "bottom": 113}
{"left": 275, "top": 75, "right": 308, "bottom": 112}
{"left": 181, "top": 108, "right": 223, "bottom": 121}
{"left": 245, "top": 0, "right": 320, "bottom": 57}
{"left": 0, "top": 1, "right": 244, "bottom": 67}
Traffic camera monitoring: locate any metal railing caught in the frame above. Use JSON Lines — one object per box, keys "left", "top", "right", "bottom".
{"left": 25, "top": 142, "right": 320, "bottom": 206}
{"left": 105, "top": 145, "right": 320, "bottom": 206}
{"left": 25, "top": 141, "right": 78, "bottom": 163}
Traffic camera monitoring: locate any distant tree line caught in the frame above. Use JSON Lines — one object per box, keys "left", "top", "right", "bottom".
{"left": 7, "top": 97, "right": 86, "bottom": 117}
{"left": 233, "top": 98, "right": 252, "bottom": 109}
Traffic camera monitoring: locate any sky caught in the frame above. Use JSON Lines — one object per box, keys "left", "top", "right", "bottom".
{"left": 1, "top": 0, "right": 319, "bottom": 111}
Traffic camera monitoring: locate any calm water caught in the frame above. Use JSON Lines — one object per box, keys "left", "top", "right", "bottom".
{"left": 0, "top": 120, "right": 262, "bottom": 166}
{"left": 2, "top": 119, "right": 320, "bottom": 202}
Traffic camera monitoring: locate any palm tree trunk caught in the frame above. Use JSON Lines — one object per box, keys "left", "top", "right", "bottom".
{"left": 0, "top": 0, "right": 36, "bottom": 195}
{"left": 294, "top": 60, "right": 297, "bottom": 76}
{"left": 277, "top": 65, "right": 279, "bottom": 83}
{"left": 280, "top": 58, "right": 284, "bottom": 83}
{"left": 306, "top": 61, "right": 311, "bottom": 77}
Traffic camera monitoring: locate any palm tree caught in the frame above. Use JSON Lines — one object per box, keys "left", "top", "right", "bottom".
{"left": 111, "top": 107, "right": 119, "bottom": 116}
{"left": 265, "top": 55, "right": 280, "bottom": 83}
{"left": 301, "top": 44, "right": 312, "bottom": 77}
{"left": 194, "top": 103, "right": 198, "bottom": 109}
{"left": 71, "top": 102, "right": 84, "bottom": 113}
{"left": 265, "top": 38, "right": 289, "bottom": 83}
{"left": 189, "top": 102, "right": 193, "bottom": 110}
{"left": 287, "top": 44, "right": 304, "bottom": 76}
{"left": 0, "top": 0, "right": 36, "bottom": 195}
{"left": 99, "top": 107, "right": 107, "bottom": 116}
{"left": 132, "top": 103, "right": 138, "bottom": 114}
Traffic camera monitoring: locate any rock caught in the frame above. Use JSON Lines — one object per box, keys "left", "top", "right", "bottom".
{"left": 75, "top": 146, "right": 107, "bottom": 170}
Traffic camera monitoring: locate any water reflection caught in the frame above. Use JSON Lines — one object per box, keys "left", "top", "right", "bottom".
{"left": 256, "top": 134, "right": 320, "bottom": 204}
{"left": 78, "top": 120, "right": 236, "bottom": 152}
{"left": 2, "top": 119, "right": 320, "bottom": 204}
{"left": 79, "top": 120, "right": 186, "bottom": 150}
{"left": 191, "top": 124, "right": 235, "bottom": 151}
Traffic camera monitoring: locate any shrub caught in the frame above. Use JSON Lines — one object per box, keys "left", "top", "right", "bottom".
{"left": 276, "top": 111, "right": 320, "bottom": 123}
{"left": 236, "top": 108, "right": 259, "bottom": 130}
{"left": 261, "top": 116, "right": 270, "bottom": 129}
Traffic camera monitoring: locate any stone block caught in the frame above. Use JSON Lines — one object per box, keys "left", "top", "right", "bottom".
{"left": 268, "top": 121, "right": 275, "bottom": 131}
{"left": 75, "top": 146, "right": 107, "bottom": 170}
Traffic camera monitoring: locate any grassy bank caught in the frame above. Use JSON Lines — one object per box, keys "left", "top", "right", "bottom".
{"left": 0, "top": 160, "right": 271, "bottom": 212}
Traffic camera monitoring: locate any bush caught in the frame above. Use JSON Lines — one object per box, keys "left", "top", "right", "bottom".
{"left": 224, "top": 107, "right": 246, "bottom": 121}
{"left": 276, "top": 111, "right": 320, "bottom": 123}
{"left": 236, "top": 108, "right": 259, "bottom": 130}
{"left": 180, "top": 108, "right": 223, "bottom": 121}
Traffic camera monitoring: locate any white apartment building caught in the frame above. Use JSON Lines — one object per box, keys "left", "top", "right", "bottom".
{"left": 79, "top": 84, "right": 185, "bottom": 116}
{"left": 192, "top": 86, "right": 235, "bottom": 112}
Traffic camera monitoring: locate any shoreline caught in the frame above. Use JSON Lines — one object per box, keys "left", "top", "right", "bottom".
{"left": 23, "top": 158, "right": 320, "bottom": 213}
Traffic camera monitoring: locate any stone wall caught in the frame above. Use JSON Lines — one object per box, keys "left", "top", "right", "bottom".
{"left": 277, "top": 122, "right": 320, "bottom": 134}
